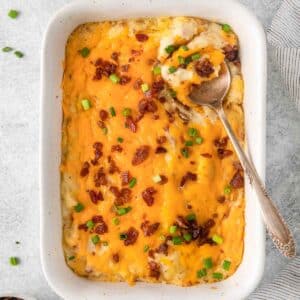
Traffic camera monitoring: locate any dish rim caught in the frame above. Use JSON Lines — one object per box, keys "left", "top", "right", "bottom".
{"left": 40, "top": 0, "right": 266, "bottom": 299}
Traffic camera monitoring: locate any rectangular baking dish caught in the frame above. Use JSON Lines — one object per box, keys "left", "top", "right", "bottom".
{"left": 40, "top": 0, "right": 266, "bottom": 299}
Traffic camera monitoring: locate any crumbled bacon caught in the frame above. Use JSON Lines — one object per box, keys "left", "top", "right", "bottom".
{"left": 133, "top": 78, "right": 143, "bottom": 90}
{"left": 149, "top": 79, "right": 165, "bottom": 97}
{"left": 155, "top": 146, "right": 167, "bottom": 154}
{"left": 141, "top": 220, "right": 160, "bottom": 236}
{"left": 214, "top": 137, "right": 229, "bottom": 148}
{"left": 125, "top": 116, "right": 137, "bottom": 133}
{"left": 111, "top": 52, "right": 119, "bottom": 62}
{"left": 135, "top": 33, "right": 149, "bottom": 42}
{"left": 88, "top": 190, "right": 103, "bottom": 204}
{"left": 123, "top": 227, "right": 139, "bottom": 246}
{"left": 138, "top": 98, "right": 158, "bottom": 114}
{"left": 120, "top": 64, "right": 130, "bottom": 72}
{"left": 156, "top": 135, "right": 167, "bottom": 144}
{"left": 99, "top": 110, "right": 108, "bottom": 121}
{"left": 110, "top": 186, "right": 132, "bottom": 206}
{"left": 166, "top": 111, "right": 175, "bottom": 123}
{"left": 230, "top": 171, "right": 244, "bottom": 188}
{"left": 223, "top": 45, "right": 239, "bottom": 62}
{"left": 91, "top": 142, "right": 103, "bottom": 165}
{"left": 217, "top": 148, "right": 233, "bottom": 159}
{"left": 108, "top": 157, "right": 120, "bottom": 174}
{"left": 112, "top": 253, "right": 119, "bottom": 263}
{"left": 203, "top": 219, "right": 215, "bottom": 229}
{"left": 111, "top": 145, "right": 123, "bottom": 152}
{"left": 217, "top": 196, "right": 226, "bottom": 203}
{"left": 156, "top": 242, "right": 168, "bottom": 255}
{"left": 158, "top": 175, "right": 168, "bottom": 185}
{"left": 121, "top": 171, "right": 132, "bottom": 185}
{"left": 80, "top": 161, "right": 90, "bottom": 177}
{"left": 148, "top": 261, "right": 160, "bottom": 279}
{"left": 195, "top": 58, "right": 214, "bottom": 77}
{"left": 233, "top": 161, "right": 243, "bottom": 171}
{"left": 119, "top": 75, "right": 131, "bottom": 85}
{"left": 94, "top": 168, "right": 107, "bottom": 186}
{"left": 132, "top": 145, "right": 150, "bottom": 165}
{"left": 142, "top": 187, "right": 157, "bottom": 206}
{"left": 78, "top": 223, "right": 88, "bottom": 231}
{"left": 201, "top": 153, "right": 212, "bottom": 158}
{"left": 93, "top": 58, "right": 118, "bottom": 80}
{"left": 92, "top": 215, "right": 103, "bottom": 223}
{"left": 131, "top": 49, "right": 143, "bottom": 56}
{"left": 94, "top": 220, "right": 108, "bottom": 235}
{"left": 148, "top": 249, "right": 155, "bottom": 259}
{"left": 179, "top": 172, "right": 197, "bottom": 187}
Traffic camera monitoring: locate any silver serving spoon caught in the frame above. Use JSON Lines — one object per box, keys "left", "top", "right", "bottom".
{"left": 189, "top": 62, "right": 296, "bottom": 258}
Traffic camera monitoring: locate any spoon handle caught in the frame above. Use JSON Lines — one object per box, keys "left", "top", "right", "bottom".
{"left": 217, "top": 108, "right": 296, "bottom": 258}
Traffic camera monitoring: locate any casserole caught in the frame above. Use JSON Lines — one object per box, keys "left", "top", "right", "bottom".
{"left": 40, "top": 0, "right": 266, "bottom": 299}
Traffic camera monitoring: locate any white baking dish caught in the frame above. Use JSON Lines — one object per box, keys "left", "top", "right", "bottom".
{"left": 40, "top": 0, "right": 266, "bottom": 299}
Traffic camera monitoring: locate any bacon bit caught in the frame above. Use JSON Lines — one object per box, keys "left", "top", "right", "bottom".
{"left": 99, "top": 110, "right": 109, "bottom": 121}
{"left": 141, "top": 221, "right": 160, "bottom": 236}
{"left": 179, "top": 172, "right": 197, "bottom": 187}
{"left": 148, "top": 261, "right": 160, "bottom": 279}
{"left": 175, "top": 216, "right": 190, "bottom": 229}
{"left": 131, "top": 49, "right": 143, "bottom": 56}
{"left": 138, "top": 98, "right": 158, "bottom": 114}
{"left": 78, "top": 223, "right": 88, "bottom": 231}
{"left": 110, "top": 186, "right": 132, "bottom": 206}
{"left": 148, "top": 249, "right": 155, "bottom": 259}
{"left": 123, "top": 227, "right": 139, "bottom": 246}
{"left": 80, "top": 161, "right": 90, "bottom": 177}
{"left": 97, "top": 120, "right": 106, "bottom": 129}
{"left": 135, "top": 33, "right": 149, "bottom": 42}
{"left": 156, "top": 242, "right": 168, "bottom": 255}
{"left": 153, "top": 114, "right": 159, "bottom": 120}
{"left": 201, "top": 153, "right": 212, "bottom": 158}
{"left": 94, "top": 168, "right": 107, "bottom": 187}
{"left": 223, "top": 45, "right": 239, "bottom": 62}
{"left": 142, "top": 187, "right": 157, "bottom": 206}
{"left": 217, "top": 196, "right": 226, "bottom": 203}
{"left": 108, "top": 157, "right": 120, "bottom": 174}
{"left": 195, "top": 58, "right": 214, "bottom": 77}
{"left": 125, "top": 116, "right": 137, "bottom": 133}
{"left": 233, "top": 161, "right": 243, "bottom": 171}
{"left": 112, "top": 253, "right": 119, "bottom": 263}
{"left": 92, "top": 215, "right": 103, "bottom": 223}
{"left": 166, "top": 111, "right": 175, "bottom": 123}
{"left": 119, "top": 75, "right": 131, "bottom": 85}
{"left": 120, "top": 64, "right": 130, "bottom": 72}
{"left": 111, "top": 52, "right": 119, "bottom": 62}
{"left": 133, "top": 78, "right": 143, "bottom": 90}
{"left": 230, "top": 171, "right": 244, "bottom": 188}
{"left": 217, "top": 148, "right": 233, "bottom": 159}
{"left": 158, "top": 175, "right": 168, "bottom": 185}
{"left": 93, "top": 68, "right": 102, "bottom": 80}
{"left": 88, "top": 190, "right": 104, "bottom": 204}
{"left": 91, "top": 142, "right": 103, "bottom": 165}
{"left": 94, "top": 220, "right": 108, "bottom": 235}
{"left": 190, "top": 161, "right": 196, "bottom": 165}
{"left": 132, "top": 145, "right": 150, "bottom": 165}
{"left": 155, "top": 146, "right": 167, "bottom": 154}
{"left": 121, "top": 171, "right": 132, "bottom": 185}
{"left": 156, "top": 135, "right": 167, "bottom": 144}
{"left": 111, "top": 145, "right": 123, "bottom": 152}
{"left": 214, "top": 137, "right": 229, "bottom": 148}
{"left": 150, "top": 79, "right": 165, "bottom": 96}
{"left": 94, "top": 59, "right": 117, "bottom": 79}
{"left": 203, "top": 219, "right": 215, "bottom": 229}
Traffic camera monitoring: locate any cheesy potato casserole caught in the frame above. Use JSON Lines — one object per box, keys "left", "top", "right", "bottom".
{"left": 61, "top": 17, "right": 245, "bottom": 286}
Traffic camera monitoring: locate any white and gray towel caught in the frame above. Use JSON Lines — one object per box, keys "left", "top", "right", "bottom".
{"left": 249, "top": 0, "right": 299, "bottom": 299}
{"left": 267, "top": 0, "right": 300, "bottom": 109}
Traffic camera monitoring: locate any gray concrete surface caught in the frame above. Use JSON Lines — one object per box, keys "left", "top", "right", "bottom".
{"left": 0, "top": 0, "right": 299, "bottom": 299}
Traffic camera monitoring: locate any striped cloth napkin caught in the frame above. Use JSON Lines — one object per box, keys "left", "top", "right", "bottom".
{"left": 267, "top": 0, "right": 300, "bottom": 109}
{"left": 249, "top": 0, "right": 299, "bottom": 299}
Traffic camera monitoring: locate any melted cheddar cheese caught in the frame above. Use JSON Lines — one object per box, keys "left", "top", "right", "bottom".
{"left": 61, "top": 17, "right": 245, "bottom": 286}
